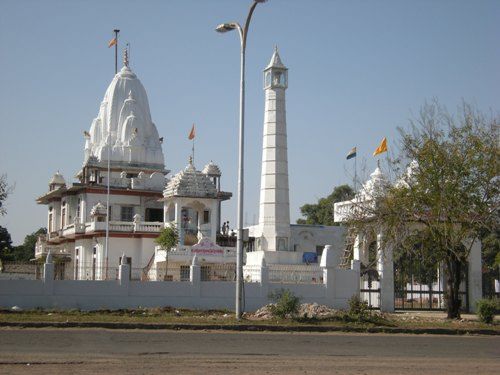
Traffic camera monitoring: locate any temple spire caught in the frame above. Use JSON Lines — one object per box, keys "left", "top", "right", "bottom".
{"left": 123, "top": 48, "right": 129, "bottom": 67}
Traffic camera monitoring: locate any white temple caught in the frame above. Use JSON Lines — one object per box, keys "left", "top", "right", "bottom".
{"left": 35, "top": 51, "right": 233, "bottom": 280}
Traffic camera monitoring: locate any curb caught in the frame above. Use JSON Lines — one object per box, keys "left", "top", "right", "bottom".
{"left": 0, "top": 321, "right": 498, "bottom": 336}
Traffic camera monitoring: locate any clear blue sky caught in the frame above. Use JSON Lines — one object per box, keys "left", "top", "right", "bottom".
{"left": 1, "top": 0, "right": 499, "bottom": 244}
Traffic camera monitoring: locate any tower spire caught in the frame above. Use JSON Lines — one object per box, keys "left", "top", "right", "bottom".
{"left": 123, "top": 47, "right": 129, "bottom": 67}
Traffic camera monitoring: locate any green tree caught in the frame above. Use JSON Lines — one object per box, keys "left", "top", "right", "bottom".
{"left": 297, "top": 185, "right": 354, "bottom": 225}
{"left": 348, "top": 102, "right": 499, "bottom": 319}
{"left": 0, "top": 226, "right": 13, "bottom": 261}
{"left": 155, "top": 225, "right": 179, "bottom": 281}
{"left": 11, "top": 228, "right": 47, "bottom": 262}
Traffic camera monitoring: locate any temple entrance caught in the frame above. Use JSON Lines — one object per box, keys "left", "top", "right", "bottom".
{"left": 394, "top": 255, "right": 469, "bottom": 311}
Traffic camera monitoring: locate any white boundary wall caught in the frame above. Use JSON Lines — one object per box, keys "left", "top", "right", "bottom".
{"left": 0, "top": 254, "right": 359, "bottom": 312}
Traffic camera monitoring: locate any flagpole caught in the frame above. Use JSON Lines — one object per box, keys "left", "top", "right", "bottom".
{"left": 354, "top": 154, "right": 357, "bottom": 192}
{"left": 113, "top": 29, "right": 120, "bottom": 74}
{"left": 192, "top": 138, "right": 195, "bottom": 165}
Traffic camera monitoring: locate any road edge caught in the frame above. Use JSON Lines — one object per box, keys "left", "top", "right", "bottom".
{"left": 0, "top": 321, "right": 498, "bottom": 335}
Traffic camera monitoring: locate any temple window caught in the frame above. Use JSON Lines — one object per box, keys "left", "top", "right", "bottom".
{"left": 120, "top": 206, "right": 134, "bottom": 222}
{"left": 61, "top": 201, "right": 66, "bottom": 228}
{"left": 203, "top": 210, "right": 210, "bottom": 224}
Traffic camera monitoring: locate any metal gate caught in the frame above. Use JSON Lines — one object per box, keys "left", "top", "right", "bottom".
{"left": 394, "top": 255, "right": 469, "bottom": 311}
{"left": 360, "top": 268, "right": 380, "bottom": 309}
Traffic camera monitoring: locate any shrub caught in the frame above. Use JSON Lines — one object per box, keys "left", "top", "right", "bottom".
{"left": 476, "top": 299, "right": 497, "bottom": 324}
{"left": 268, "top": 289, "right": 301, "bottom": 319}
{"left": 348, "top": 295, "right": 371, "bottom": 320}
{"left": 155, "top": 225, "right": 179, "bottom": 249}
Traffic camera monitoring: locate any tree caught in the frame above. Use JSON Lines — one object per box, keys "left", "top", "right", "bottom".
{"left": 0, "top": 174, "right": 13, "bottom": 216}
{"left": 155, "top": 225, "right": 179, "bottom": 281}
{"left": 347, "top": 102, "right": 499, "bottom": 319}
{"left": 0, "top": 226, "right": 14, "bottom": 262}
{"left": 12, "top": 228, "right": 47, "bottom": 262}
{"left": 297, "top": 185, "right": 354, "bottom": 225}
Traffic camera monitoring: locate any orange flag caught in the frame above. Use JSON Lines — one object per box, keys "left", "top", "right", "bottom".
{"left": 108, "top": 37, "right": 117, "bottom": 48}
{"left": 373, "top": 137, "right": 388, "bottom": 156}
{"left": 188, "top": 124, "right": 196, "bottom": 140}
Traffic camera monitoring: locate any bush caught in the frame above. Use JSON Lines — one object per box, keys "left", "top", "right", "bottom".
{"left": 268, "top": 289, "right": 301, "bottom": 319}
{"left": 476, "top": 299, "right": 497, "bottom": 324}
{"left": 348, "top": 295, "right": 371, "bottom": 320}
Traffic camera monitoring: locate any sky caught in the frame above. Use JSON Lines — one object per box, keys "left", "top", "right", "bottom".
{"left": 0, "top": 0, "right": 499, "bottom": 245}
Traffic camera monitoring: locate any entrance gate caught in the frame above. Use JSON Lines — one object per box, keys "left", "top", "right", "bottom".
{"left": 394, "top": 255, "right": 469, "bottom": 311}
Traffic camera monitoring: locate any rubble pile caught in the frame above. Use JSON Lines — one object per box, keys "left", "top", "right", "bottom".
{"left": 298, "top": 303, "right": 337, "bottom": 319}
{"left": 250, "top": 302, "right": 338, "bottom": 320}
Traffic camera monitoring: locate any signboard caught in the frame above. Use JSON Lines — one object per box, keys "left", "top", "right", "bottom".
{"left": 191, "top": 238, "right": 224, "bottom": 255}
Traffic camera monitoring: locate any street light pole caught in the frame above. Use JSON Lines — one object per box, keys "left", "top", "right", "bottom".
{"left": 216, "top": 0, "right": 267, "bottom": 320}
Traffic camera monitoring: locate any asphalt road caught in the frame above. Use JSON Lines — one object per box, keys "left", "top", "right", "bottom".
{"left": 0, "top": 328, "right": 498, "bottom": 374}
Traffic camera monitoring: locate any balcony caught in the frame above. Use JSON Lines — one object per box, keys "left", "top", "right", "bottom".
{"left": 42, "top": 220, "right": 163, "bottom": 244}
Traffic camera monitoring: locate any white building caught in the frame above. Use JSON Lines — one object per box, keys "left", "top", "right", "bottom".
{"left": 35, "top": 51, "right": 234, "bottom": 280}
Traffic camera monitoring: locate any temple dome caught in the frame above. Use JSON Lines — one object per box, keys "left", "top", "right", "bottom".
{"left": 164, "top": 159, "right": 218, "bottom": 198}
{"left": 49, "top": 171, "right": 66, "bottom": 186}
{"left": 202, "top": 161, "right": 221, "bottom": 177}
{"left": 84, "top": 57, "right": 164, "bottom": 170}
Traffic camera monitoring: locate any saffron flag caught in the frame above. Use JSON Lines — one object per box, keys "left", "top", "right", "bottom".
{"left": 188, "top": 124, "right": 196, "bottom": 140}
{"left": 346, "top": 147, "right": 357, "bottom": 160}
{"left": 373, "top": 137, "right": 388, "bottom": 156}
{"left": 108, "top": 37, "right": 117, "bottom": 48}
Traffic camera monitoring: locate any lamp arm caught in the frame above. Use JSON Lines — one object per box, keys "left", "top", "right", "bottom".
{"left": 242, "top": 0, "right": 260, "bottom": 51}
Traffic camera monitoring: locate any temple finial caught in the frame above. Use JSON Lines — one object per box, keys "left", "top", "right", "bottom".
{"left": 274, "top": 44, "right": 278, "bottom": 53}
{"left": 189, "top": 155, "right": 193, "bottom": 165}
{"left": 123, "top": 48, "right": 129, "bottom": 67}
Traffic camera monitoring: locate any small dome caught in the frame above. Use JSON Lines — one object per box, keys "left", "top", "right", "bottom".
{"left": 49, "top": 172, "right": 66, "bottom": 186}
{"left": 90, "top": 202, "right": 107, "bottom": 217}
{"left": 202, "top": 161, "right": 221, "bottom": 177}
{"left": 164, "top": 160, "right": 218, "bottom": 199}
{"left": 359, "top": 166, "right": 387, "bottom": 199}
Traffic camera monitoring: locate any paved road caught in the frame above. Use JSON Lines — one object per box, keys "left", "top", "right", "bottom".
{"left": 0, "top": 328, "right": 498, "bottom": 374}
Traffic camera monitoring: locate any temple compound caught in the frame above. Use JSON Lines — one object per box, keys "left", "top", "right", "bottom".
{"left": 35, "top": 52, "right": 233, "bottom": 280}
{"left": 333, "top": 165, "right": 483, "bottom": 312}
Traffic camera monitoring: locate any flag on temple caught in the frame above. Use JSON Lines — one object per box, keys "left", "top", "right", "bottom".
{"left": 346, "top": 147, "right": 357, "bottom": 160}
{"left": 373, "top": 137, "right": 388, "bottom": 156}
{"left": 188, "top": 124, "right": 196, "bottom": 140}
{"left": 108, "top": 37, "right": 117, "bottom": 48}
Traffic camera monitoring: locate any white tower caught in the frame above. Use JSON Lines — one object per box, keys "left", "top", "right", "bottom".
{"left": 257, "top": 47, "right": 291, "bottom": 252}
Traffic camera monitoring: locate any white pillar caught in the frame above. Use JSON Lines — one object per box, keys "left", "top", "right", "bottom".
{"left": 190, "top": 256, "right": 201, "bottom": 301}
{"left": 43, "top": 251, "right": 54, "bottom": 296}
{"left": 257, "top": 48, "right": 291, "bottom": 252}
{"left": 210, "top": 201, "right": 218, "bottom": 243}
{"left": 174, "top": 201, "right": 183, "bottom": 246}
{"left": 377, "top": 232, "right": 395, "bottom": 312}
{"left": 119, "top": 253, "right": 130, "bottom": 287}
{"left": 467, "top": 238, "right": 482, "bottom": 313}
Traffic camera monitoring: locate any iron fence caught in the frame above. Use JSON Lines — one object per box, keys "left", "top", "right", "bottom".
{"left": 268, "top": 265, "right": 323, "bottom": 284}
{"left": 201, "top": 263, "right": 236, "bottom": 281}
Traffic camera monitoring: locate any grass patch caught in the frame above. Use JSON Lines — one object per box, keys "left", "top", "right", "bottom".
{"left": 0, "top": 307, "right": 498, "bottom": 331}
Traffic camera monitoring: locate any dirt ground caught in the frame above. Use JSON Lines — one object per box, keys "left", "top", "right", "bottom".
{"left": 0, "top": 328, "right": 498, "bottom": 375}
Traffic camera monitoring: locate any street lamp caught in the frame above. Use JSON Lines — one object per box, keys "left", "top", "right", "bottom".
{"left": 216, "top": 0, "right": 267, "bottom": 320}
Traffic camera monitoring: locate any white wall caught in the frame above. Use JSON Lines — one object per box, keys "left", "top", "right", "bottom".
{"left": 0, "top": 261, "right": 360, "bottom": 312}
